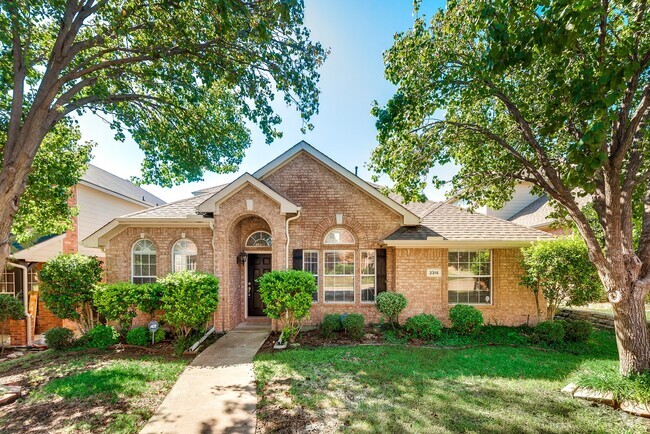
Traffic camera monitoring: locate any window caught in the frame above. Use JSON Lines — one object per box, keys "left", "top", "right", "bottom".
{"left": 132, "top": 239, "right": 157, "bottom": 284}
{"left": 172, "top": 239, "right": 197, "bottom": 272}
{"left": 448, "top": 250, "right": 492, "bottom": 304}
{"left": 324, "top": 251, "right": 355, "bottom": 302}
{"left": 324, "top": 228, "right": 355, "bottom": 245}
{"left": 246, "top": 231, "right": 272, "bottom": 247}
{"left": 360, "top": 250, "right": 376, "bottom": 302}
{"left": 303, "top": 250, "right": 319, "bottom": 302}
{"left": 0, "top": 272, "right": 16, "bottom": 297}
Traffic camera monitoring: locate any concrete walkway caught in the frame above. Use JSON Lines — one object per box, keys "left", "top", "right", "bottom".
{"left": 141, "top": 322, "right": 270, "bottom": 434}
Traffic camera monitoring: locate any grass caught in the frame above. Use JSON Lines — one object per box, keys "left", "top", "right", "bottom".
{"left": 254, "top": 330, "right": 650, "bottom": 433}
{"left": 0, "top": 348, "right": 188, "bottom": 433}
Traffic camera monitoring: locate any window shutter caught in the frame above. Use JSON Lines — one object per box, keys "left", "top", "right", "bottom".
{"left": 292, "top": 249, "right": 303, "bottom": 270}
{"left": 376, "top": 248, "right": 387, "bottom": 293}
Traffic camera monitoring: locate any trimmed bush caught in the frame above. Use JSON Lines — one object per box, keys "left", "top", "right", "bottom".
{"left": 533, "top": 320, "right": 565, "bottom": 345}
{"left": 44, "top": 327, "right": 75, "bottom": 350}
{"left": 257, "top": 270, "right": 316, "bottom": 342}
{"left": 404, "top": 314, "right": 443, "bottom": 341}
{"left": 93, "top": 282, "right": 138, "bottom": 331}
{"left": 134, "top": 282, "right": 164, "bottom": 318}
{"left": 0, "top": 294, "right": 25, "bottom": 351}
{"left": 126, "top": 326, "right": 165, "bottom": 346}
{"left": 564, "top": 319, "right": 593, "bottom": 343}
{"left": 342, "top": 313, "right": 365, "bottom": 340}
{"left": 321, "top": 314, "right": 342, "bottom": 338}
{"left": 86, "top": 324, "right": 120, "bottom": 349}
{"left": 375, "top": 292, "right": 408, "bottom": 327}
{"left": 449, "top": 305, "right": 484, "bottom": 335}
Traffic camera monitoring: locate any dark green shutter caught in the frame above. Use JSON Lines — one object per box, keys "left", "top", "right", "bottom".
{"left": 376, "top": 248, "right": 387, "bottom": 293}
{"left": 292, "top": 249, "right": 303, "bottom": 270}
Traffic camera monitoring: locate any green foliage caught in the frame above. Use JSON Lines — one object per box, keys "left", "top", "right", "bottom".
{"left": 564, "top": 320, "right": 593, "bottom": 343}
{"left": 159, "top": 272, "right": 219, "bottom": 338}
{"left": 86, "top": 325, "right": 120, "bottom": 349}
{"left": 575, "top": 369, "right": 650, "bottom": 404}
{"left": 44, "top": 327, "right": 75, "bottom": 350}
{"left": 126, "top": 326, "right": 165, "bottom": 346}
{"left": 404, "top": 314, "right": 443, "bottom": 341}
{"left": 93, "top": 282, "right": 138, "bottom": 331}
{"left": 321, "top": 314, "right": 342, "bottom": 338}
{"left": 533, "top": 321, "right": 566, "bottom": 346}
{"left": 375, "top": 292, "right": 408, "bottom": 327}
{"left": 134, "top": 282, "right": 164, "bottom": 318}
{"left": 257, "top": 270, "right": 316, "bottom": 342}
{"left": 341, "top": 313, "right": 365, "bottom": 340}
{"left": 0, "top": 294, "right": 24, "bottom": 322}
{"left": 39, "top": 254, "right": 103, "bottom": 332}
{"left": 449, "top": 305, "right": 484, "bottom": 335}
{"left": 520, "top": 237, "right": 603, "bottom": 320}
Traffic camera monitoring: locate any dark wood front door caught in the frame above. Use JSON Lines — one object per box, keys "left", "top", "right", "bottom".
{"left": 248, "top": 254, "right": 271, "bottom": 316}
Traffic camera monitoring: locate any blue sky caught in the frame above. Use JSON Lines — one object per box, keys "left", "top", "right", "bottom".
{"left": 81, "top": 0, "right": 452, "bottom": 203}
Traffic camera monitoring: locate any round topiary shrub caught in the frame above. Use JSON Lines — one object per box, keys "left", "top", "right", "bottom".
{"left": 86, "top": 324, "right": 120, "bottom": 349}
{"left": 533, "top": 320, "right": 565, "bottom": 345}
{"left": 375, "top": 292, "right": 408, "bottom": 327}
{"left": 321, "top": 314, "right": 342, "bottom": 338}
{"left": 564, "top": 319, "right": 592, "bottom": 343}
{"left": 449, "top": 305, "right": 484, "bottom": 335}
{"left": 404, "top": 314, "right": 443, "bottom": 341}
{"left": 126, "top": 326, "right": 165, "bottom": 346}
{"left": 44, "top": 327, "right": 75, "bottom": 350}
{"left": 342, "top": 313, "right": 365, "bottom": 340}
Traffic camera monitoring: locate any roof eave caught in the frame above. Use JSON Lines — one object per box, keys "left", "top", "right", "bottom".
{"left": 382, "top": 238, "right": 551, "bottom": 248}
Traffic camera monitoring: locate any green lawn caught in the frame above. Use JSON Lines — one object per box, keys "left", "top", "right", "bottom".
{"left": 254, "top": 331, "right": 649, "bottom": 433}
{"left": 571, "top": 303, "right": 650, "bottom": 320}
{"left": 0, "top": 348, "right": 188, "bottom": 433}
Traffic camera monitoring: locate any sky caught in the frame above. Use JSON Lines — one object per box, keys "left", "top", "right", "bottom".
{"left": 80, "top": 0, "right": 452, "bottom": 204}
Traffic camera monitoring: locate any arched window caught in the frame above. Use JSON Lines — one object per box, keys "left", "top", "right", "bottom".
{"left": 324, "top": 228, "right": 355, "bottom": 245}
{"left": 172, "top": 239, "right": 198, "bottom": 272}
{"left": 132, "top": 239, "right": 157, "bottom": 284}
{"left": 245, "top": 231, "right": 272, "bottom": 247}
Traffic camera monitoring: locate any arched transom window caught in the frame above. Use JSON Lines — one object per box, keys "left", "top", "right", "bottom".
{"left": 246, "top": 231, "right": 272, "bottom": 247}
{"left": 172, "top": 239, "right": 198, "bottom": 272}
{"left": 132, "top": 239, "right": 157, "bottom": 284}
{"left": 324, "top": 228, "right": 355, "bottom": 244}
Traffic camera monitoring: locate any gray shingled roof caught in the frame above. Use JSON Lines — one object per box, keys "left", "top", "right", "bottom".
{"left": 508, "top": 196, "right": 553, "bottom": 227}
{"left": 82, "top": 165, "right": 165, "bottom": 207}
{"left": 122, "top": 193, "right": 210, "bottom": 218}
{"left": 191, "top": 184, "right": 228, "bottom": 196}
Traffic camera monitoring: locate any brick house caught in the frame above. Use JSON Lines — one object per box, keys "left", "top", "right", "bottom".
{"left": 84, "top": 142, "right": 553, "bottom": 331}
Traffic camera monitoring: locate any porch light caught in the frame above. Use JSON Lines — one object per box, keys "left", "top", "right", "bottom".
{"left": 237, "top": 252, "right": 248, "bottom": 265}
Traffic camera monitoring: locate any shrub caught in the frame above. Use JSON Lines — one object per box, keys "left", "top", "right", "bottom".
{"left": 404, "top": 314, "right": 443, "bottom": 341}
{"left": 134, "top": 282, "right": 164, "bottom": 318}
{"left": 375, "top": 292, "right": 408, "bottom": 327}
{"left": 93, "top": 282, "right": 139, "bottom": 332}
{"left": 126, "top": 326, "right": 165, "bottom": 346}
{"left": 321, "top": 314, "right": 342, "bottom": 338}
{"left": 0, "top": 294, "right": 24, "bottom": 352}
{"left": 564, "top": 319, "right": 593, "bottom": 343}
{"left": 159, "top": 271, "right": 220, "bottom": 338}
{"left": 342, "top": 313, "right": 365, "bottom": 340}
{"left": 449, "top": 305, "right": 483, "bottom": 335}
{"left": 44, "top": 327, "right": 75, "bottom": 350}
{"left": 39, "top": 254, "right": 103, "bottom": 333}
{"left": 257, "top": 270, "right": 316, "bottom": 342}
{"left": 533, "top": 320, "right": 565, "bottom": 345}
{"left": 86, "top": 324, "right": 120, "bottom": 349}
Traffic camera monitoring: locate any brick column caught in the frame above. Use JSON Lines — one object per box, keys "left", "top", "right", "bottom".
{"left": 9, "top": 319, "right": 32, "bottom": 347}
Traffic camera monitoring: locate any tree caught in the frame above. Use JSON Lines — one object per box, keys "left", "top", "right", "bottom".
{"left": 38, "top": 253, "right": 103, "bottom": 333}
{"left": 520, "top": 237, "right": 603, "bottom": 321}
{"left": 371, "top": 0, "right": 650, "bottom": 374}
{"left": 0, "top": 0, "right": 325, "bottom": 272}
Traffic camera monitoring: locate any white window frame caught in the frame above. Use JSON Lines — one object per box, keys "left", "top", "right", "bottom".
{"left": 132, "top": 239, "right": 157, "bottom": 284}
{"left": 245, "top": 231, "right": 273, "bottom": 247}
{"left": 447, "top": 249, "right": 493, "bottom": 306}
{"left": 303, "top": 250, "right": 319, "bottom": 303}
{"left": 323, "top": 228, "right": 355, "bottom": 245}
{"left": 171, "top": 239, "right": 198, "bottom": 273}
{"left": 360, "top": 250, "right": 377, "bottom": 303}
{"left": 323, "top": 250, "right": 355, "bottom": 303}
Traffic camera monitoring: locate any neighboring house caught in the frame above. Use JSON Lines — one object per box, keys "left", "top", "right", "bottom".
{"left": 85, "top": 141, "right": 552, "bottom": 332}
{"left": 5, "top": 164, "right": 165, "bottom": 345}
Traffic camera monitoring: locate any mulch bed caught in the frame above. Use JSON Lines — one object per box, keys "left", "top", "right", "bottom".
{"left": 257, "top": 326, "right": 384, "bottom": 354}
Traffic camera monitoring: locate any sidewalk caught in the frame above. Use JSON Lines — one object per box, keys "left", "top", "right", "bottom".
{"left": 141, "top": 324, "right": 269, "bottom": 434}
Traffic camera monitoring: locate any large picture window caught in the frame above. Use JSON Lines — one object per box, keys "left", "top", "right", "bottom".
{"left": 324, "top": 250, "right": 355, "bottom": 302}
{"left": 172, "top": 239, "right": 197, "bottom": 272}
{"left": 448, "top": 250, "right": 492, "bottom": 304}
{"left": 360, "top": 250, "right": 376, "bottom": 302}
{"left": 132, "top": 239, "right": 157, "bottom": 284}
{"left": 303, "top": 250, "right": 319, "bottom": 302}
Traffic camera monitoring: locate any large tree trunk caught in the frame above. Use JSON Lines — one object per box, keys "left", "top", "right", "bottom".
{"left": 611, "top": 281, "right": 650, "bottom": 375}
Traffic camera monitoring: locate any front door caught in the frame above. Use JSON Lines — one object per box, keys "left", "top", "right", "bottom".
{"left": 248, "top": 254, "right": 271, "bottom": 316}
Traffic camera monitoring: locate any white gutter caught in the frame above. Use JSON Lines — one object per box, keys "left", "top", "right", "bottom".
{"left": 8, "top": 262, "right": 31, "bottom": 347}
{"left": 285, "top": 208, "right": 302, "bottom": 269}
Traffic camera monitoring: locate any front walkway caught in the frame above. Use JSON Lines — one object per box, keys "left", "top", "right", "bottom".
{"left": 140, "top": 320, "right": 270, "bottom": 434}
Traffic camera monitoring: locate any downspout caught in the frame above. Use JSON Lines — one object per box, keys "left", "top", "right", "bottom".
{"left": 8, "top": 262, "right": 31, "bottom": 347}
{"left": 285, "top": 208, "right": 302, "bottom": 269}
